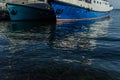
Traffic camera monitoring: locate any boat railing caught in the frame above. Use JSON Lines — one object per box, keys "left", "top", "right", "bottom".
{"left": 0, "top": 0, "right": 47, "bottom": 10}
{"left": 0, "top": 0, "right": 46, "bottom": 5}
{"left": 22, "top": 0, "right": 47, "bottom": 4}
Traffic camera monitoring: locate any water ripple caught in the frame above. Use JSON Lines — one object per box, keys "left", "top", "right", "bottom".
{"left": 0, "top": 10, "right": 120, "bottom": 80}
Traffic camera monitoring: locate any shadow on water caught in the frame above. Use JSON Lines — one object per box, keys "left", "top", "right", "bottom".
{"left": 0, "top": 18, "right": 119, "bottom": 80}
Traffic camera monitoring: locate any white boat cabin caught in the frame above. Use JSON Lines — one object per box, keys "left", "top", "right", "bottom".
{"left": 57, "top": 0, "right": 113, "bottom": 11}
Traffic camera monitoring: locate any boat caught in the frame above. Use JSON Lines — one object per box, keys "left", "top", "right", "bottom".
{"left": 6, "top": 0, "right": 56, "bottom": 21}
{"left": 50, "top": 0, "right": 113, "bottom": 22}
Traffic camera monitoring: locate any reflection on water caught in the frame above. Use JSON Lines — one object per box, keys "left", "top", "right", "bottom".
{"left": 7, "top": 21, "right": 55, "bottom": 44}
{"left": 53, "top": 19, "right": 111, "bottom": 51}
{"left": 0, "top": 18, "right": 119, "bottom": 80}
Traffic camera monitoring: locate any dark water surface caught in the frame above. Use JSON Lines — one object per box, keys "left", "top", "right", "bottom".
{"left": 0, "top": 10, "right": 120, "bottom": 80}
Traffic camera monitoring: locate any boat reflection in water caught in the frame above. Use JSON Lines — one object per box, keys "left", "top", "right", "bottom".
{"left": 0, "top": 18, "right": 114, "bottom": 80}
{"left": 0, "top": 21, "right": 56, "bottom": 80}
{"left": 6, "top": 21, "right": 55, "bottom": 45}
{"left": 53, "top": 18, "right": 111, "bottom": 51}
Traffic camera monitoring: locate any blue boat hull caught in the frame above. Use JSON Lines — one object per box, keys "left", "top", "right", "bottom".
{"left": 6, "top": 3, "right": 55, "bottom": 21}
{"left": 51, "top": 1, "right": 110, "bottom": 21}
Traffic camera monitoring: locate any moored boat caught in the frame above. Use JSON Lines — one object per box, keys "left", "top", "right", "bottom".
{"left": 6, "top": 0, "right": 56, "bottom": 21}
{"left": 50, "top": 0, "right": 113, "bottom": 22}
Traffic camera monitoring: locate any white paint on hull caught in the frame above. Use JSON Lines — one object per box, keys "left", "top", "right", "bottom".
{"left": 57, "top": 0, "right": 113, "bottom": 12}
